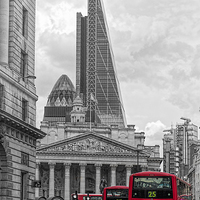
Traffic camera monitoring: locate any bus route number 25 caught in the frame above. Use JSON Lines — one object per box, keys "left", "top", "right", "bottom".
{"left": 148, "top": 191, "right": 156, "bottom": 198}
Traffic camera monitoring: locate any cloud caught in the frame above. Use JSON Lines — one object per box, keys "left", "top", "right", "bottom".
{"left": 35, "top": 30, "right": 76, "bottom": 99}
{"left": 36, "top": 0, "right": 86, "bottom": 35}
{"left": 145, "top": 120, "right": 166, "bottom": 145}
{"left": 35, "top": 0, "right": 200, "bottom": 142}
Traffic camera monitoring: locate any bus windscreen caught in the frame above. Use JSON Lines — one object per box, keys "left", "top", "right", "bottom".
{"left": 132, "top": 176, "right": 173, "bottom": 199}
{"left": 106, "top": 189, "right": 128, "bottom": 200}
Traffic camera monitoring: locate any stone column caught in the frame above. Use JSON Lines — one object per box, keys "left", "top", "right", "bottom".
{"left": 35, "top": 162, "right": 40, "bottom": 197}
{"left": 0, "top": 0, "right": 9, "bottom": 66}
{"left": 64, "top": 163, "right": 71, "bottom": 200}
{"left": 126, "top": 165, "right": 132, "bottom": 187}
{"left": 80, "top": 163, "right": 87, "bottom": 193}
{"left": 95, "top": 164, "right": 102, "bottom": 193}
{"left": 110, "top": 164, "right": 117, "bottom": 186}
{"left": 49, "top": 162, "right": 56, "bottom": 197}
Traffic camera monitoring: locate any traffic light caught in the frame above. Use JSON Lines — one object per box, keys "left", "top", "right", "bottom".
{"left": 87, "top": 193, "right": 90, "bottom": 200}
{"left": 73, "top": 191, "right": 78, "bottom": 200}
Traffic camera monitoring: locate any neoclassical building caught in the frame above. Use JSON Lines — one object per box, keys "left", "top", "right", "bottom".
{"left": 0, "top": 0, "right": 46, "bottom": 200}
{"left": 36, "top": 75, "right": 162, "bottom": 200}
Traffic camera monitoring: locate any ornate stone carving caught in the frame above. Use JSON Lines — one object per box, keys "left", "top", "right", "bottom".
{"left": 55, "top": 166, "right": 64, "bottom": 197}
{"left": 48, "top": 162, "right": 56, "bottom": 169}
{"left": 40, "top": 165, "right": 49, "bottom": 194}
{"left": 125, "top": 164, "right": 133, "bottom": 169}
{"left": 64, "top": 163, "right": 71, "bottom": 167}
{"left": 110, "top": 164, "right": 118, "bottom": 169}
{"left": 116, "top": 165, "right": 126, "bottom": 185}
{"left": 0, "top": 124, "right": 6, "bottom": 142}
{"left": 79, "top": 163, "right": 87, "bottom": 169}
{"left": 95, "top": 163, "right": 102, "bottom": 170}
{"left": 64, "top": 163, "right": 71, "bottom": 174}
{"left": 43, "top": 138, "right": 134, "bottom": 153}
{"left": 36, "top": 162, "right": 40, "bottom": 169}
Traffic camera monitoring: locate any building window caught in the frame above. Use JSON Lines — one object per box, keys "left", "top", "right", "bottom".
{"left": 22, "top": 7, "right": 28, "bottom": 38}
{"left": 20, "top": 171, "right": 28, "bottom": 200}
{"left": 21, "top": 152, "right": 29, "bottom": 166}
{"left": 20, "top": 51, "right": 28, "bottom": 81}
{"left": 22, "top": 99, "right": 28, "bottom": 121}
{"left": 0, "top": 84, "right": 5, "bottom": 109}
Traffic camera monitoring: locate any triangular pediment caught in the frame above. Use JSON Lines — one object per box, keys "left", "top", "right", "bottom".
{"left": 37, "top": 132, "right": 146, "bottom": 156}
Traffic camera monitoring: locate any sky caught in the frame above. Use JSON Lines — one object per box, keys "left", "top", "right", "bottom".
{"left": 35, "top": 0, "right": 200, "bottom": 151}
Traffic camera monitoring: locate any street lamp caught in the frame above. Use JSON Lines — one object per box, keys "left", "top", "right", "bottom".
{"left": 18, "top": 75, "right": 36, "bottom": 82}
{"left": 136, "top": 149, "right": 142, "bottom": 172}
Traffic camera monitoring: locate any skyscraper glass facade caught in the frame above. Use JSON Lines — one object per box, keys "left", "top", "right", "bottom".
{"left": 76, "top": 0, "right": 126, "bottom": 127}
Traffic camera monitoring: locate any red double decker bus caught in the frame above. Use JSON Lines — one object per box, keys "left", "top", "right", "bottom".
{"left": 103, "top": 186, "right": 129, "bottom": 200}
{"left": 128, "top": 171, "right": 192, "bottom": 200}
{"left": 71, "top": 193, "right": 102, "bottom": 200}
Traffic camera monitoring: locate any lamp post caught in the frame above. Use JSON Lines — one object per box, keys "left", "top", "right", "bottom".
{"left": 18, "top": 75, "right": 36, "bottom": 82}
{"left": 137, "top": 150, "right": 139, "bottom": 172}
{"left": 136, "top": 149, "right": 142, "bottom": 172}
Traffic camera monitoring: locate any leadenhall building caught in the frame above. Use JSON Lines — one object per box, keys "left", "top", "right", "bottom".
{"left": 35, "top": 0, "right": 162, "bottom": 199}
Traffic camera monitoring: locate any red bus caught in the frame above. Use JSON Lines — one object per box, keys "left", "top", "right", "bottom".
{"left": 128, "top": 171, "right": 192, "bottom": 200}
{"left": 71, "top": 193, "right": 102, "bottom": 200}
{"left": 103, "top": 186, "right": 129, "bottom": 200}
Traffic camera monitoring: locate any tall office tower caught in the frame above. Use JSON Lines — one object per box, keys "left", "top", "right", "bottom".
{"left": 76, "top": 0, "right": 126, "bottom": 127}
{"left": 163, "top": 121, "right": 198, "bottom": 179}
{"left": 0, "top": 1, "right": 45, "bottom": 199}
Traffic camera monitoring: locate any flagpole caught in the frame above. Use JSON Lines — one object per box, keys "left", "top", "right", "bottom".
{"left": 90, "top": 93, "right": 91, "bottom": 132}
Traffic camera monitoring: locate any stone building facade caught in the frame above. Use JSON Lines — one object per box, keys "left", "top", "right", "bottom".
{"left": 36, "top": 75, "right": 162, "bottom": 200}
{"left": 0, "top": 0, "right": 46, "bottom": 200}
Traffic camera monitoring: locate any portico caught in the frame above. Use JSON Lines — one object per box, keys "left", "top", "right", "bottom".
{"left": 36, "top": 132, "right": 150, "bottom": 200}
{"left": 35, "top": 162, "right": 146, "bottom": 199}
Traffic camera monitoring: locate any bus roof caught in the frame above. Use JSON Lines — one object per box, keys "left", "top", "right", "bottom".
{"left": 130, "top": 171, "right": 191, "bottom": 187}
{"left": 176, "top": 176, "right": 191, "bottom": 187}
{"left": 71, "top": 194, "right": 102, "bottom": 196}
{"left": 104, "top": 186, "right": 129, "bottom": 190}
{"left": 130, "top": 171, "right": 176, "bottom": 177}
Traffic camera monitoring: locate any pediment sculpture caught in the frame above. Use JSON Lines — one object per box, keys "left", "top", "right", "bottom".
{"left": 41, "top": 138, "right": 134, "bottom": 154}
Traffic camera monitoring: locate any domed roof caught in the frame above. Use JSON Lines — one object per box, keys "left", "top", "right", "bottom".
{"left": 52, "top": 74, "right": 76, "bottom": 92}
{"left": 73, "top": 95, "right": 83, "bottom": 106}
{"left": 46, "top": 74, "right": 76, "bottom": 106}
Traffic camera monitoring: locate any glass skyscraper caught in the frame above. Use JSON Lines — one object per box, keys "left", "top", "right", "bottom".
{"left": 76, "top": 0, "right": 126, "bottom": 127}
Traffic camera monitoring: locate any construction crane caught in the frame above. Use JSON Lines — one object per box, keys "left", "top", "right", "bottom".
{"left": 180, "top": 117, "right": 191, "bottom": 124}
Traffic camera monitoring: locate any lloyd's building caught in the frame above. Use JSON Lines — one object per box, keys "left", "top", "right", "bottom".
{"left": 36, "top": 0, "right": 162, "bottom": 200}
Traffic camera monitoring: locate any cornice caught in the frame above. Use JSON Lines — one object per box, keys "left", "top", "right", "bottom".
{"left": 0, "top": 109, "right": 46, "bottom": 139}
{"left": 36, "top": 151, "right": 139, "bottom": 158}
{"left": 147, "top": 157, "right": 163, "bottom": 164}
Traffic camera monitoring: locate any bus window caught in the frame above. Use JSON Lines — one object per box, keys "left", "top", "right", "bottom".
{"left": 103, "top": 186, "right": 128, "bottom": 200}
